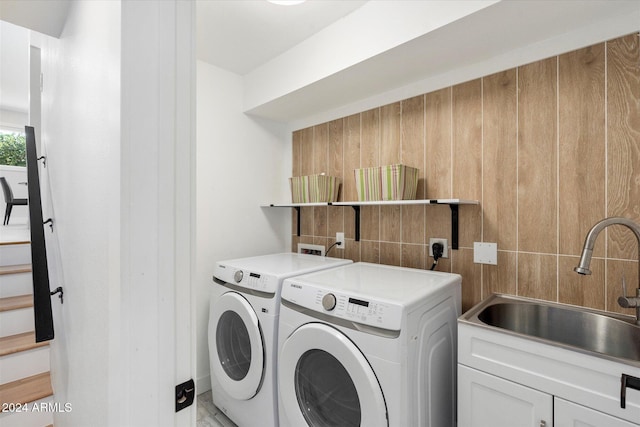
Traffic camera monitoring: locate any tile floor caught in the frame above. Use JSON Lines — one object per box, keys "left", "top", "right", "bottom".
{"left": 197, "top": 391, "right": 236, "bottom": 427}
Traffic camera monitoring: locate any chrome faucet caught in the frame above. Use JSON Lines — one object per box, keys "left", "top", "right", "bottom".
{"left": 574, "top": 217, "right": 640, "bottom": 325}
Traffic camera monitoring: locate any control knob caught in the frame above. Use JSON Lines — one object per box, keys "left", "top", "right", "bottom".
{"left": 322, "top": 293, "right": 337, "bottom": 311}
{"left": 234, "top": 270, "right": 244, "bottom": 283}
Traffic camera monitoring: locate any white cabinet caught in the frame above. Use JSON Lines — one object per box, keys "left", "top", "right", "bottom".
{"left": 458, "top": 364, "right": 639, "bottom": 427}
{"left": 458, "top": 365, "right": 552, "bottom": 427}
{"left": 555, "top": 398, "right": 638, "bottom": 427}
{"left": 458, "top": 321, "right": 640, "bottom": 427}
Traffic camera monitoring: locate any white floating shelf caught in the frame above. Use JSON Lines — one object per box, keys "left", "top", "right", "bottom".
{"left": 331, "top": 199, "right": 479, "bottom": 207}
{"left": 263, "top": 199, "right": 479, "bottom": 208}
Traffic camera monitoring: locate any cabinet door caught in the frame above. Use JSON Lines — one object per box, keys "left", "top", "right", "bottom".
{"left": 458, "top": 365, "right": 553, "bottom": 427}
{"left": 555, "top": 398, "right": 639, "bottom": 427}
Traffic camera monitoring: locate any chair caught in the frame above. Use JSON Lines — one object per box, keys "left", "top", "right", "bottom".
{"left": 0, "top": 177, "right": 27, "bottom": 225}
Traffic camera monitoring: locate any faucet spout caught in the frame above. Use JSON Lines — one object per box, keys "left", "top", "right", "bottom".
{"left": 575, "top": 217, "right": 640, "bottom": 325}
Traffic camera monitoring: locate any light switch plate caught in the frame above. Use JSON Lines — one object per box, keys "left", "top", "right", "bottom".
{"left": 474, "top": 242, "right": 497, "bottom": 265}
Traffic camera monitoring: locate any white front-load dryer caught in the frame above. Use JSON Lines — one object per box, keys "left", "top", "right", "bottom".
{"left": 277, "top": 262, "right": 462, "bottom": 427}
{"left": 208, "top": 253, "right": 352, "bottom": 427}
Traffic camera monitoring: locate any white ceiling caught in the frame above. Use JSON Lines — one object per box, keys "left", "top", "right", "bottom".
{"left": 0, "top": 0, "right": 368, "bottom": 116}
{"left": 246, "top": 0, "right": 640, "bottom": 123}
{"left": 1, "top": 0, "right": 639, "bottom": 125}
{"left": 196, "top": 0, "right": 368, "bottom": 75}
{"left": 0, "top": 0, "right": 70, "bottom": 38}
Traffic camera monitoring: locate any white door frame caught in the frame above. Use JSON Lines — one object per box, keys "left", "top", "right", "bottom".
{"left": 119, "top": 1, "right": 196, "bottom": 426}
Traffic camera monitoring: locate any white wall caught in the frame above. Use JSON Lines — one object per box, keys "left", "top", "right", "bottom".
{"left": 0, "top": 21, "right": 29, "bottom": 129}
{"left": 196, "top": 60, "right": 289, "bottom": 392}
{"left": 37, "top": 1, "right": 120, "bottom": 426}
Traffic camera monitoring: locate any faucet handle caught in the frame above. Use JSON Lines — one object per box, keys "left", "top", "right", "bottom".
{"left": 618, "top": 272, "right": 640, "bottom": 309}
{"left": 618, "top": 273, "right": 632, "bottom": 308}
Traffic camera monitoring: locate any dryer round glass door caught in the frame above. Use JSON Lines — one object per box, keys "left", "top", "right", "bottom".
{"left": 279, "top": 323, "right": 387, "bottom": 427}
{"left": 209, "top": 291, "right": 264, "bottom": 400}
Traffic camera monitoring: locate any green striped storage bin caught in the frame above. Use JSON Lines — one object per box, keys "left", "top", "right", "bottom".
{"left": 290, "top": 174, "right": 341, "bottom": 203}
{"left": 355, "top": 164, "right": 419, "bottom": 201}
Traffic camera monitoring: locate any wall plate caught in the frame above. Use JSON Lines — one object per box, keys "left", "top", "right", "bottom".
{"left": 474, "top": 242, "right": 497, "bottom": 265}
{"left": 298, "top": 243, "right": 325, "bottom": 256}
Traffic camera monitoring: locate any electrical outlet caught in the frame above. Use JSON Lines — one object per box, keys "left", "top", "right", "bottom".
{"left": 336, "top": 232, "right": 345, "bottom": 249}
{"left": 429, "top": 238, "right": 448, "bottom": 258}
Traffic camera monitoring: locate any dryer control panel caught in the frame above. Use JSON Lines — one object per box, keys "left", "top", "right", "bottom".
{"left": 282, "top": 281, "right": 403, "bottom": 331}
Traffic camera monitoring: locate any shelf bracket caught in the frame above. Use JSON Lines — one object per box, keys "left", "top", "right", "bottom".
{"left": 450, "top": 204, "right": 459, "bottom": 250}
{"left": 352, "top": 205, "right": 360, "bottom": 242}
{"left": 294, "top": 206, "right": 301, "bottom": 237}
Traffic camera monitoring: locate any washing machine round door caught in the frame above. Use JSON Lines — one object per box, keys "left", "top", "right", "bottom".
{"left": 209, "top": 292, "right": 264, "bottom": 400}
{"left": 279, "top": 323, "right": 387, "bottom": 427}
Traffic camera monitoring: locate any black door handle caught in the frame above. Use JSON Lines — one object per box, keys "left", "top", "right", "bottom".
{"left": 621, "top": 373, "right": 640, "bottom": 408}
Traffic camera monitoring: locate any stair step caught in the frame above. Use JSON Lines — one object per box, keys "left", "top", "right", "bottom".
{"left": 0, "top": 295, "right": 33, "bottom": 312}
{"left": 0, "top": 332, "right": 47, "bottom": 357}
{"left": 0, "top": 271, "right": 32, "bottom": 299}
{"left": 0, "top": 296, "right": 34, "bottom": 337}
{"left": 0, "top": 372, "right": 52, "bottom": 406}
{"left": 0, "top": 395, "right": 54, "bottom": 427}
{"left": 0, "top": 242, "right": 31, "bottom": 266}
{"left": 0, "top": 264, "right": 32, "bottom": 276}
{"left": 0, "top": 346, "right": 50, "bottom": 385}
{"left": 0, "top": 306, "right": 34, "bottom": 337}
{"left": 0, "top": 240, "right": 30, "bottom": 246}
{"left": 0, "top": 225, "right": 30, "bottom": 248}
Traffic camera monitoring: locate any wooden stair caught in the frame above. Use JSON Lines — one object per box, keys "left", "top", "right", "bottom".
{"left": 0, "top": 240, "right": 53, "bottom": 426}
{"left": 0, "top": 240, "right": 29, "bottom": 246}
{"left": 0, "top": 294, "right": 33, "bottom": 312}
{"left": 0, "top": 372, "right": 53, "bottom": 406}
{"left": 0, "top": 264, "right": 32, "bottom": 275}
{"left": 0, "top": 332, "right": 48, "bottom": 357}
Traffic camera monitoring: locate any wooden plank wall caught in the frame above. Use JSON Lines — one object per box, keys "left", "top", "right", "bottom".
{"left": 291, "top": 33, "right": 640, "bottom": 314}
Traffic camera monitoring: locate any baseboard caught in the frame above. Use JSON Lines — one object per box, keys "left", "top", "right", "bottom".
{"left": 196, "top": 374, "right": 211, "bottom": 395}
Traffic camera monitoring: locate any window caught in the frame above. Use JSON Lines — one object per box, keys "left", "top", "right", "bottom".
{"left": 0, "top": 129, "right": 26, "bottom": 167}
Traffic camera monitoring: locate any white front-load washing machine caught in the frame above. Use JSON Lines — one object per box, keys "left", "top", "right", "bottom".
{"left": 208, "top": 252, "right": 352, "bottom": 427}
{"left": 277, "top": 262, "right": 461, "bottom": 427}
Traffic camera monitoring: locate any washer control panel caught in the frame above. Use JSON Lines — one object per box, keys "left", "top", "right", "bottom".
{"left": 214, "top": 263, "right": 277, "bottom": 294}
{"left": 282, "top": 282, "right": 403, "bottom": 331}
